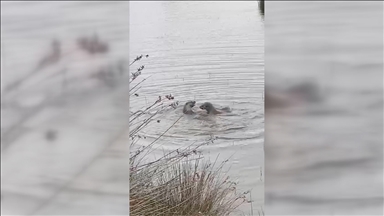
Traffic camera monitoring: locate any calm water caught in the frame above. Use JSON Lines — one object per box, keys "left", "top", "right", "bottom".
{"left": 265, "top": 2, "right": 383, "bottom": 215}
{"left": 2, "top": 2, "right": 130, "bottom": 215}
{"left": 130, "top": 1, "right": 264, "bottom": 214}
{"left": 2, "top": 1, "right": 264, "bottom": 215}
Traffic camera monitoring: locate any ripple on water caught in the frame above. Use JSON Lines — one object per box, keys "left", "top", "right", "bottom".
{"left": 136, "top": 101, "right": 263, "bottom": 150}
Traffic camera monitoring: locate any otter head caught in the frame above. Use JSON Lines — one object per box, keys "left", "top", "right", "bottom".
{"left": 185, "top": 100, "right": 196, "bottom": 108}
{"left": 200, "top": 102, "right": 214, "bottom": 114}
{"left": 183, "top": 101, "right": 196, "bottom": 114}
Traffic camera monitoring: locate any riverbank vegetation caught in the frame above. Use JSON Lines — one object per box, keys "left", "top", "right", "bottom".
{"left": 129, "top": 56, "right": 251, "bottom": 216}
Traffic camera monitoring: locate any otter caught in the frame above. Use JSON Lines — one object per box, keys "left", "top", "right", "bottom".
{"left": 199, "top": 102, "right": 230, "bottom": 115}
{"left": 77, "top": 34, "right": 109, "bottom": 54}
{"left": 265, "top": 81, "right": 322, "bottom": 110}
{"left": 265, "top": 91, "right": 291, "bottom": 109}
{"left": 183, "top": 101, "right": 196, "bottom": 114}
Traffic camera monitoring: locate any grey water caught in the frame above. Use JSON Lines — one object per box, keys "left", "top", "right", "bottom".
{"left": 1, "top": 2, "right": 130, "bottom": 215}
{"left": 265, "top": 2, "right": 383, "bottom": 215}
{"left": 130, "top": 1, "right": 264, "bottom": 214}
{"left": 1, "top": 1, "right": 265, "bottom": 215}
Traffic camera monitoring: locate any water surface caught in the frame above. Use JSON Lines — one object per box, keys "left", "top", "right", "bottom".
{"left": 265, "top": 2, "right": 383, "bottom": 215}
{"left": 130, "top": 1, "right": 264, "bottom": 214}
{"left": 1, "top": 2, "right": 130, "bottom": 215}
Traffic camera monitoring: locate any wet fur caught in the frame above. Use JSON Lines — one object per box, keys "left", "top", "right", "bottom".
{"left": 183, "top": 101, "right": 196, "bottom": 114}
{"left": 199, "top": 102, "right": 230, "bottom": 115}
{"left": 265, "top": 82, "right": 322, "bottom": 110}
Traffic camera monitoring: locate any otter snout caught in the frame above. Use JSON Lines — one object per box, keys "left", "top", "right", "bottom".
{"left": 199, "top": 102, "right": 210, "bottom": 110}
{"left": 189, "top": 101, "right": 196, "bottom": 107}
{"left": 199, "top": 102, "right": 212, "bottom": 114}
